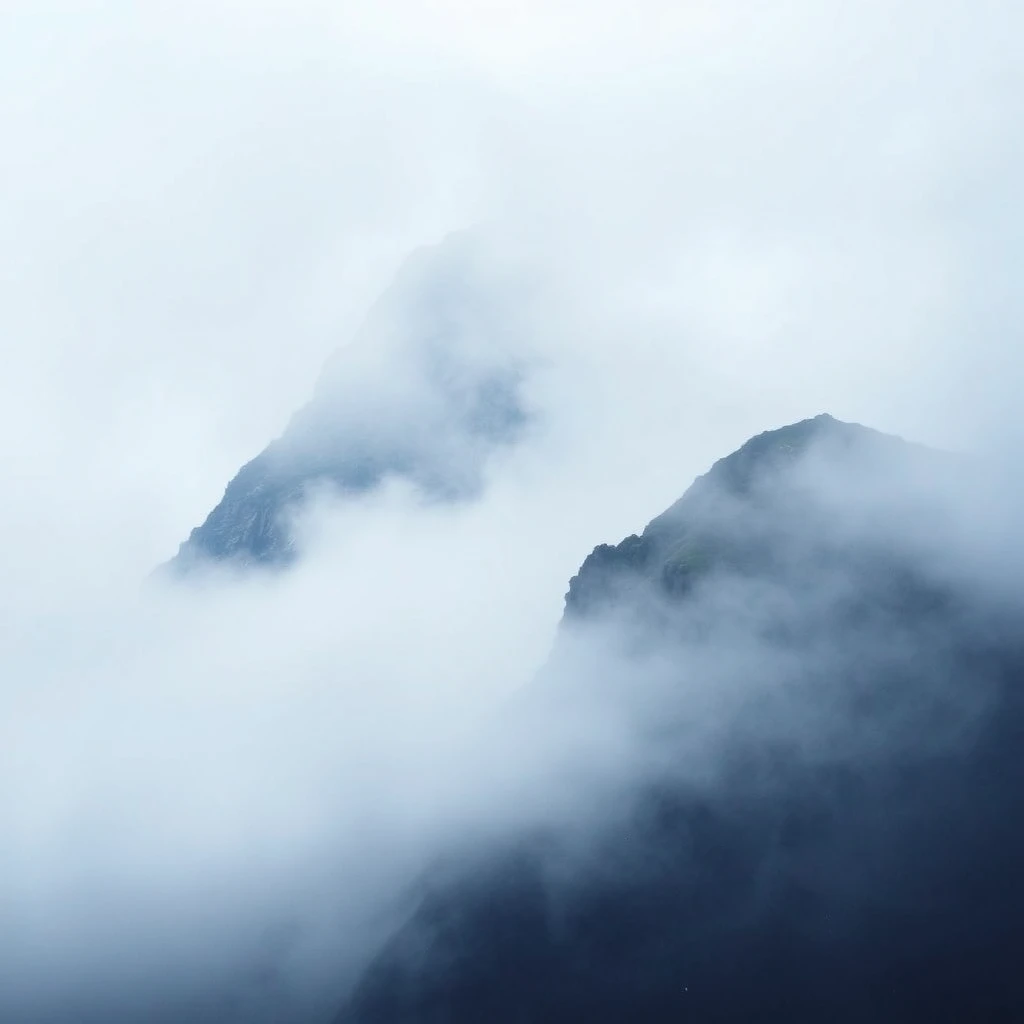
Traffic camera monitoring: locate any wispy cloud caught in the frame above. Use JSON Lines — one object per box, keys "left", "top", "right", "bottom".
{"left": 2, "top": 1, "right": 1024, "bottom": 1019}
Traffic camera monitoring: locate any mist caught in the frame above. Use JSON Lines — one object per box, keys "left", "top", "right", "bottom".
{"left": 3, "top": 1, "right": 1024, "bottom": 1021}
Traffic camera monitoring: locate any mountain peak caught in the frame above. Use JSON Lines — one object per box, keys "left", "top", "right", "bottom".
{"left": 334, "top": 414, "right": 1024, "bottom": 1024}
{"left": 564, "top": 414, "right": 936, "bottom": 621}
{"left": 164, "top": 236, "right": 533, "bottom": 574}
{"left": 693, "top": 413, "right": 892, "bottom": 496}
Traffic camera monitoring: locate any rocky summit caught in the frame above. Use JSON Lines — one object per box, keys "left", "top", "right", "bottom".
{"left": 333, "top": 414, "right": 1024, "bottom": 1024}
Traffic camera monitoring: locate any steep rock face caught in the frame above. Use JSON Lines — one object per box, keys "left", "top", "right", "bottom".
{"left": 167, "top": 235, "right": 531, "bottom": 572}
{"left": 334, "top": 415, "right": 1024, "bottom": 1024}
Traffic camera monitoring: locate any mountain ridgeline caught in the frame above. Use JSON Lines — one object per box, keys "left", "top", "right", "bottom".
{"left": 334, "top": 414, "right": 1024, "bottom": 1024}
{"left": 156, "top": 249, "right": 1024, "bottom": 1024}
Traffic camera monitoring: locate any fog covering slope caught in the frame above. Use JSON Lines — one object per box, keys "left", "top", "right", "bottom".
{"left": 336, "top": 414, "right": 1024, "bottom": 1024}
{"left": 167, "top": 233, "right": 532, "bottom": 572}
{"left": 6, "top": 3, "right": 1024, "bottom": 1023}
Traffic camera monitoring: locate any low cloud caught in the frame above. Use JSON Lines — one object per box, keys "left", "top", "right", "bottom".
{"left": 3, "top": 1, "right": 1024, "bottom": 1020}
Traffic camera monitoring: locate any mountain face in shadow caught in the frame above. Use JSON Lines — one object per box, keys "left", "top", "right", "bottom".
{"left": 334, "top": 414, "right": 1024, "bottom": 1024}
{"left": 166, "top": 235, "right": 531, "bottom": 573}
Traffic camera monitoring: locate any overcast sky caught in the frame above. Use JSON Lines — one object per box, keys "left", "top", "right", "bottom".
{"left": 2, "top": 1, "right": 1024, "bottom": 1019}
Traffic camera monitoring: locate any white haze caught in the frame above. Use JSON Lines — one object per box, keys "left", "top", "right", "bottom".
{"left": 2, "top": 0, "right": 1024, "bottom": 1020}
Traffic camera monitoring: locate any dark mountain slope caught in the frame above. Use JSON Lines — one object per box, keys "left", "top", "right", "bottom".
{"left": 335, "top": 414, "right": 1024, "bottom": 1024}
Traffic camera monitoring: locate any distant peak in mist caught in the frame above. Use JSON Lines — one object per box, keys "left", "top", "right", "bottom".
{"left": 164, "top": 235, "right": 533, "bottom": 575}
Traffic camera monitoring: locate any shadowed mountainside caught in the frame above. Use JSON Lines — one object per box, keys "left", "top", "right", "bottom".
{"left": 334, "top": 414, "right": 1024, "bottom": 1024}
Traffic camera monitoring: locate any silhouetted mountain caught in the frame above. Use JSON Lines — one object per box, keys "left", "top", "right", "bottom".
{"left": 335, "top": 415, "right": 1024, "bottom": 1024}
{"left": 166, "top": 235, "right": 531, "bottom": 572}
